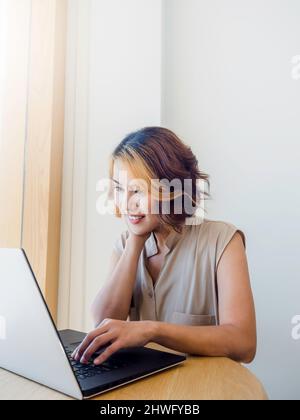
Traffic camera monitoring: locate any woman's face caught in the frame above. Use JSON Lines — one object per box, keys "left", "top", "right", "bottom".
{"left": 112, "top": 160, "right": 161, "bottom": 236}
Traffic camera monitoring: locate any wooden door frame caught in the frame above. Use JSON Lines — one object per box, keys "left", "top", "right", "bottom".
{"left": 58, "top": 0, "right": 91, "bottom": 330}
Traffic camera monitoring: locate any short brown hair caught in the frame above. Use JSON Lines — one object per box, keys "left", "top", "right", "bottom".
{"left": 109, "top": 127, "right": 210, "bottom": 232}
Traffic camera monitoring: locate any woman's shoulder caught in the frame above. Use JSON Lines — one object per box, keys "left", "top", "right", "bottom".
{"left": 185, "top": 218, "right": 246, "bottom": 248}
{"left": 185, "top": 218, "right": 246, "bottom": 268}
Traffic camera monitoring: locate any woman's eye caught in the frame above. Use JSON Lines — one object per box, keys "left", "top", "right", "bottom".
{"left": 128, "top": 187, "right": 136, "bottom": 193}
{"left": 114, "top": 186, "right": 124, "bottom": 192}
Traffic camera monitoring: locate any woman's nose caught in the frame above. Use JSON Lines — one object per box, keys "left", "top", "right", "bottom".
{"left": 127, "top": 194, "right": 140, "bottom": 213}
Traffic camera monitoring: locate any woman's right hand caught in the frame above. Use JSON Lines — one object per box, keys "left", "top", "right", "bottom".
{"left": 126, "top": 231, "right": 151, "bottom": 253}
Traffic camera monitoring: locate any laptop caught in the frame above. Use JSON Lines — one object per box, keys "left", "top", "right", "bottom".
{"left": 0, "top": 248, "right": 186, "bottom": 400}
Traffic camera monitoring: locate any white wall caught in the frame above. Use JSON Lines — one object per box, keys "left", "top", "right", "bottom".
{"left": 162, "top": 0, "right": 300, "bottom": 400}
{"left": 85, "top": 0, "right": 162, "bottom": 329}
{"left": 58, "top": 0, "right": 162, "bottom": 330}
{"left": 59, "top": 0, "right": 300, "bottom": 400}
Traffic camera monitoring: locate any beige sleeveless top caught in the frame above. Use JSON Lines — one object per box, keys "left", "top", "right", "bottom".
{"left": 113, "top": 219, "right": 246, "bottom": 327}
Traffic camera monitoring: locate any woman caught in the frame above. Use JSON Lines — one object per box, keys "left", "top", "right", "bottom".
{"left": 72, "top": 127, "right": 256, "bottom": 366}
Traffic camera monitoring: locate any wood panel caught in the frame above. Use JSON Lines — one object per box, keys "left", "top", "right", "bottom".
{"left": 22, "top": 0, "right": 67, "bottom": 322}
{"left": 0, "top": 0, "right": 31, "bottom": 248}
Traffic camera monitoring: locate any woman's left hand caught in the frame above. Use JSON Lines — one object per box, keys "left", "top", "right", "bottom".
{"left": 71, "top": 319, "right": 156, "bottom": 365}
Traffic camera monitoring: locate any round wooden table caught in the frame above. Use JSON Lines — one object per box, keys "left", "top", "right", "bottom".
{"left": 94, "top": 343, "right": 267, "bottom": 401}
{"left": 0, "top": 343, "right": 267, "bottom": 400}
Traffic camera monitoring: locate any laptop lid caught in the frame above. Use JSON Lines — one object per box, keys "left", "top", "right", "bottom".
{"left": 0, "top": 248, "right": 82, "bottom": 400}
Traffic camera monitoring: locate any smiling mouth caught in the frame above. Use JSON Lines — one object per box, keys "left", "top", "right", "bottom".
{"left": 128, "top": 215, "right": 145, "bottom": 220}
{"left": 128, "top": 214, "right": 146, "bottom": 223}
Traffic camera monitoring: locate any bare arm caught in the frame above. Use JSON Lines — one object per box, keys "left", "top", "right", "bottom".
{"left": 91, "top": 234, "right": 149, "bottom": 327}
{"left": 150, "top": 232, "right": 257, "bottom": 363}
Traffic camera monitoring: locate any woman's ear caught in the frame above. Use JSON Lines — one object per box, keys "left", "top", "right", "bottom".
{"left": 115, "top": 204, "right": 122, "bottom": 218}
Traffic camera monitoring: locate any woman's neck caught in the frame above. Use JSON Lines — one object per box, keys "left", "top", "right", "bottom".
{"left": 153, "top": 225, "right": 172, "bottom": 252}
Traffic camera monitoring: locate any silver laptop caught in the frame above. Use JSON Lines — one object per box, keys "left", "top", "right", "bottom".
{"left": 0, "top": 248, "right": 186, "bottom": 399}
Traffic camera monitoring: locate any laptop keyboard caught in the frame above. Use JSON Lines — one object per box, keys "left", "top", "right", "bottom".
{"left": 64, "top": 346, "right": 127, "bottom": 381}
